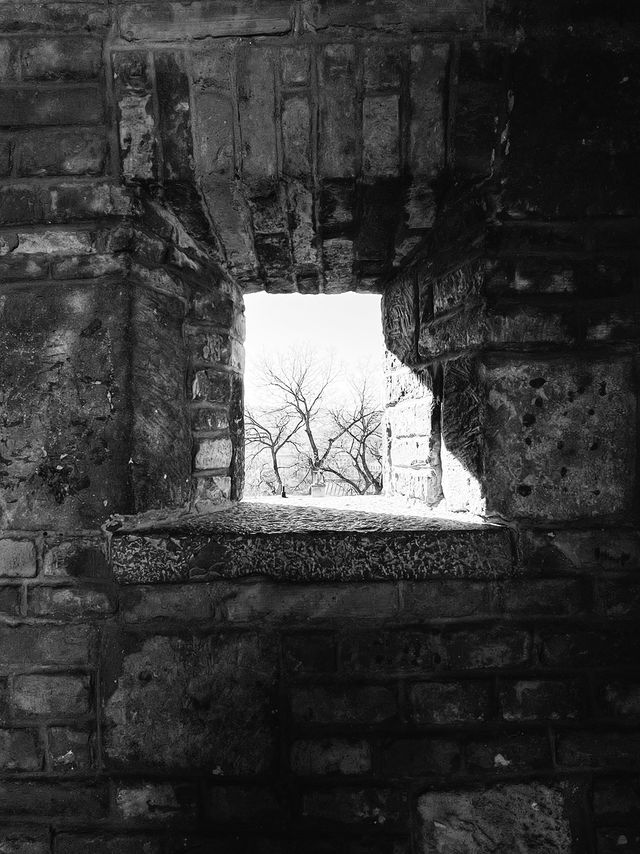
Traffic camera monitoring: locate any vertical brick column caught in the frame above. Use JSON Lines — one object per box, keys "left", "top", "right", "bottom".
{"left": 382, "top": 35, "right": 640, "bottom": 524}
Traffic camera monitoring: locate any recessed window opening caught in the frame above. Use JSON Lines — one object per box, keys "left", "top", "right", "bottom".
{"left": 243, "top": 292, "right": 384, "bottom": 502}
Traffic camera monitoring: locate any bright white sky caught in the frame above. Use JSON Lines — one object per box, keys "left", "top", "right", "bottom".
{"left": 243, "top": 291, "right": 384, "bottom": 407}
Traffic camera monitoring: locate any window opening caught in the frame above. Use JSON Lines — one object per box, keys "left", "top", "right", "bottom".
{"left": 243, "top": 292, "right": 384, "bottom": 501}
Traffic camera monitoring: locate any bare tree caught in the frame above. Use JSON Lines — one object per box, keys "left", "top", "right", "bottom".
{"left": 244, "top": 349, "right": 383, "bottom": 496}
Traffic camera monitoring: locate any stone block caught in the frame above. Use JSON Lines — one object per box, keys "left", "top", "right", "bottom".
{"left": 0, "top": 782, "right": 107, "bottom": 819}
{"left": 593, "top": 778, "right": 640, "bottom": 819}
{"left": 287, "top": 180, "right": 318, "bottom": 269}
{"left": 43, "top": 538, "right": 109, "bottom": 579}
{"left": 537, "top": 626, "right": 639, "bottom": 668}
{"left": 291, "top": 739, "right": 372, "bottom": 775}
{"left": 0, "top": 625, "right": 94, "bottom": 669}
{"left": 291, "top": 686, "right": 397, "bottom": 724}
{"left": 379, "top": 737, "right": 461, "bottom": 777}
{"left": 0, "top": 87, "right": 103, "bottom": 127}
{"left": 48, "top": 727, "right": 93, "bottom": 771}
{"left": 595, "top": 578, "right": 640, "bottom": 618}
{"left": 557, "top": 731, "right": 640, "bottom": 769}
{"left": 190, "top": 407, "right": 230, "bottom": 433}
{"left": 114, "top": 782, "right": 197, "bottom": 823}
{"left": 302, "top": 787, "right": 406, "bottom": 825}
{"left": 597, "top": 829, "right": 640, "bottom": 854}
{"left": 416, "top": 784, "right": 571, "bottom": 852}
{"left": 363, "top": 44, "right": 403, "bottom": 89}
{"left": 362, "top": 95, "right": 399, "bottom": 177}
{"left": 596, "top": 680, "right": 640, "bottom": 719}
{"left": 311, "top": 0, "right": 483, "bottom": 31}
{"left": 54, "top": 836, "right": 163, "bottom": 854}
{"left": 282, "top": 96, "right": 311, "bottom": 177}
{"left": 193, "top": 44, "right": 234, "bottom": 91}
{"left": 117, "top": 1, "right": 292, "bottom": 41}
{"left": 363, "top": 625, "right": 530, "bottom": 671}
{"left": 322, "top": 237, "right": 354, "bottom": 292}
{"left": 0, "top": 283, "right": 133, "bottom": 528}
{"left": 410, "top": 680, "right": 491, "bottom": 724}
{"left": 104, "top": 634, "right": 277, "bottom": 774}
{"left": 51, "top": 253, "right": 127, "bottom": 280}
{"left": 501, "top": 578, "right": 585, "bottom": 616}
{"left": 237, "top": 46, "right": 277, "bottom": 179}
{"left": 282, "top": 632, "right": 337, "bottom": 675}
{"left": 193, "top": 89, "right": 235, "bottom": 179}
{"left": 113, "top": 51, "right": 157, "bottom": 181}
{"left": 206, "top": 785, "right": 281, "bottom": 822}
{"left": 194, "top": 437, "right": 233, "bottom": 471}
{"left": 27, "top": 584, "right": 116, "bottom": 618}
{"left": 319, "top": 44, "right": 356, "bottom": 178}
{"left": 382, "top": 270, "right": 416, "bottom": 364}
{"left": 0, "top": 254, "right": 48, "bottom": 281}
{"left": 21, "top": 36, "right": 101, "bottom": 80}
{"left": 0, "top": 587, "right": 20, "bottom": 616}
{"left": 0, "top": 729, "right": 42, "bottom": 771}
{"left": 282, "top": 47, "right": 310, "bottom": 87}
{"left": 483, "top": 355, "right": 637, "bottom": 519}
{"left": 0, "top": 3, "right": 108, "bottom": 32}
{"left": 500, "top": 678, "right": 584, "bottom": 722}
{"left": 155, "top": 51, "right": 195, "bottom": 185}
{"left": 466, "top": 733, "right": 552, "bottom": 774}
{"left": 0, "top": 539, "right": 36, "bottom": 578}
{"left": 409, "top": 44, "right": 449, "bottom": 175}
{"left": 401, "top": 579, "right": 496, "bottom": 619}
{"left": 0, "top": 829, "right": 49, "bottom": 854}
{"left": 11, "top": 674, "right": 91, "bottom": 717}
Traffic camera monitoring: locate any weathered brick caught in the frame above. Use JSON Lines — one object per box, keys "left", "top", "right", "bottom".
{"left": 417, "top": 784, "right": 571, "bottom": 852}
{"left": 0, "top": 87, "right": 103, "bottom": 127}
{"left": 303, "top": 787, "right": 406, "bottom": 825}
{"left": 11, "top": 674, "right": 91, "bottom": 717}
{"left": 0, "top": 782, "right": 107, "bottom": 819}
{"left": 206, "top": 785, "right": 281, "bottom": 821}
{"left": 0, "top": 828, "right": 50, "bottom": 854}
{"left": 282, "top": 46, "right": 310, "bottom": 87}
{"left": 501, "top": 578, "right": 586, "bottom": 616}
{"left": 341, "top": 627, "right": 531, "bottom": 673}
{"left": 291, "top": 686, "right": 397, "bottom": 725}
{"left": 291, "top": 739, "right": 372, "bottom": 775}
{"left": 0, "top": 586, "right": 21, "bottom": 616}
{"left": 282, "top": 96, "right": 311, "bottom": 177}
{"left": 3, "top": 228, "right": 94, "bottom": 255}
{"left": 538, "top": 627, "right": 638, "bottom": 668}
{"left": 597, "top": 681, "right": 640, "bottom": 719}
{"left": 0, "top": 625, "right": 94, "bottom": 668}
{"left": 319, "top": 44, "right": 356, "bottom": 178}
{"left": 362, "top": 95, "right": 399, "bottom": 177}
{"left": 557, "top": 731, "right": 640, "bottom": 769}
{"left": 0, "top": 186, "right": 46, "bottom": 225}
{"left": 466, "top": 734, "right": 551, "bottom": 774}
{"left": 48, "top": 727, "right": 93, "bottom": 771}
{"left": 0, "top": 137, "right": 12, "bottom": 175}
{"left": 593, "top": 777, "right": 640, "bottom": 819}
{"left": 18, "top": 129, "right": 107, "bottom": 177}
{"left": 0, "top": 728, "right": 42, "bottom": 771}
{"left": 194, "top": 437, "right": 233, "bottom": 470}
{"left": 120, "top": 584, "right": 218, "bottom": 623}
{"left": 43, "top": 538, "right": 109, "bottom": 578}
{"left": 409, "top": 44, "right": 449, "bottom": 175}
{"left": 0, "top": 539, "right": 36, "bottom": 578}
{"left": 0, "top": 3, "right": 109, "bottom": 33}
{"left": 399, "top": 580, "right": 495, "bottom": 620}
{"left": 410, "top": 681, "right": 491, "bottom": 724}
{"left": 597, "top": 828, "right": 640, "bottom": 854}
{"left": 283, "top": 632, "right": 337, "bottom": 674}
{"left": 193, "top": 44, "right": 234, "bottom": 90}
{"left": 114, "top": 782, "right": 197, "bottom": 823}
{"left": 595, "top": 579, "right": 640, "bottom": 618}
{"left": 364, "top": 44, "right": 403, "bottom": 89}
{"left": 311, "top": 0, "right": 483, "bottom": 31}
{"left": 500, "top": 679, "right": 585, "bottom": 721}
{"left": 27, "top": 584, "right": 116, "bottom": 618}
{"left": 237, "top": 46, "right": 277, "bottom": 179}
{"left": 113, "top": 51, "right": 157, "bottom": 181}
{"left": 105, "top": 634, "right": 277, "bottom": 775}
{"left": 379, "top": 737, "right": 461, "bottom": 777}
{"left": 54, "top": 836, "right": 163, "bottom": 854}
{"left": 21, "top": 37, "right": 101, "bottom": 80}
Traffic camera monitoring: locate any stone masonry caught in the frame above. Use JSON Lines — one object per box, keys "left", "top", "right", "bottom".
{"left": 0, "top": 1, "right": 639, "bottom": 852}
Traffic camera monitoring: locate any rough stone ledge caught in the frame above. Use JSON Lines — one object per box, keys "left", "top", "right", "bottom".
{"left": 110, "top": 501, "right": 514, "bottom": 584}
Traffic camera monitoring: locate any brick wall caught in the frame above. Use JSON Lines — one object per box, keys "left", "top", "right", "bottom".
{"left": 0, "top": 525, "right": 639, "bottom": 851}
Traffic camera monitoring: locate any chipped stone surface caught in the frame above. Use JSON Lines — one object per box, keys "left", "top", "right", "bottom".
{"left": 417, "top": 783, "right": 571, "bottom": 853}
{"left": 104, "top": 633, "right": 277, "bottom": 773}
{"left": 110, "top": 500, "right": 513, "bottom": 583}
